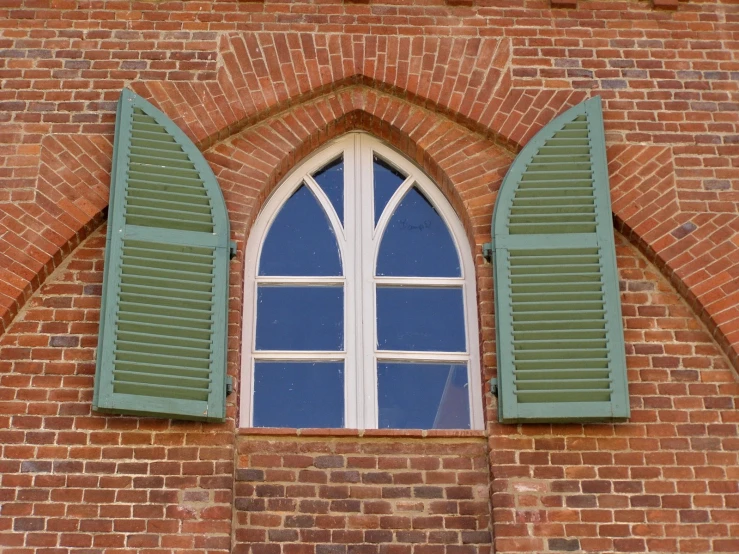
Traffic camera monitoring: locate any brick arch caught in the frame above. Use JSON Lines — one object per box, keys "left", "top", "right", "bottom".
{"left": 135, "top": 33, "right": 513, "bottom": 150}
{"left": 203, "top": 85, "right": 513, "bottom": 259}
{"left": 203, "top": 88, "right": 513, "bottom": 397}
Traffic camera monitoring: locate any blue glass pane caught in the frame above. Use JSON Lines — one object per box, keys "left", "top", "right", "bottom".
{"left": 259, "top": 184, "right": 342, "bottom": 276}
{"left": 254, "top": 361, "right": 344, "bottom": 428}
{"left": 256, "top": 286, "right": 343, "bottom": 351}
{"left": 312, "top": 156, "right": 344, "bottom": 225}
{"left": 376, "top": 287, "right": 465, "bottom": 352}
{"left": 378, "top": 363, "right": 470, "bottom": 429}
{"left": 377, "top": 187, "right": 460, "bottom": 277}
{"left": 374, "top": 155, "right": 406, "bottom": 226}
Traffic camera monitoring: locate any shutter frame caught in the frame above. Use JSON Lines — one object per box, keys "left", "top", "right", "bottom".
{"left": 93, "top": 89, "right": 230, "bottom": 422}
{"left": 492, "top": 96, "right": 629, "bottom": 423}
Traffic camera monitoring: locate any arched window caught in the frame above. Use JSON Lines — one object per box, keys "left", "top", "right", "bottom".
{"left": 240, "top": 134, "right": 483, "bottom": 429}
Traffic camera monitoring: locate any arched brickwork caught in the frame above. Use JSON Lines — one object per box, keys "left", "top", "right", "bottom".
{"left": 200, "top": 90, "right": 514, "bottom": 420}
{"left": 203, "top": 86, "right": 513, "bottom": 248}
{"left": 4, "top": 9, "right": 739, "bottom": 376}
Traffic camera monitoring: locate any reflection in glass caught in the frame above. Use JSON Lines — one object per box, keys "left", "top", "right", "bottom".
{"left": 259, "top": 184, "right": 342, "bottom": 276}
{"left": 313, "top": 156, "right": 344, "bottom": 225}
{"left": 254, "top": 361, "right": 344, "bottom": 428}
{"left": 378, "top": 363, "right": 470, "bottom": 429}
{"left": 373, "top": 155, "right": 406, "bottom": 226}
{"left": 376, "top": 287, "right": 465, "bottom": 352}
{"left": 377, "top": 187, "right": 461, "bottom": 277}
{"left": 256, "top": 286, "right": 343, "bottom": 351}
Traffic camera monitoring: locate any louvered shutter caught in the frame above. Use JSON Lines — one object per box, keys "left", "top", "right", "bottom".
{"left": 492, "top": 96, "right": 629, "bottom": 423}
{"left": 93, "top": 89, "right": 230, "bottom": 422}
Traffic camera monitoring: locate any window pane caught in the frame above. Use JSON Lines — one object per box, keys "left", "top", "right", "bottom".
{"left": 377, "top": 187, "right": 461, "bottom": 277}
{"left": 376, "top": 287, "right": 465, "bottom": 352}
{"left": 312, "top": 156, "right": 344, "bottom": 225}
{"left": 374, "top": 155, "right": 406, "bottom": 226}
{"left": 254, "top": 361, "right": 344, "bottom": 428}
{"left": 378, "top": 363, "right": 470, "bottom": 429}
{"left": 259, "top": 184, "right": 342, "bottom": 276}
{"left": 256, "top": 286, "right": 343, "bottom": 351}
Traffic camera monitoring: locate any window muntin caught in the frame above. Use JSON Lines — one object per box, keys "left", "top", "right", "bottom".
{"left": 241, "top": 133, "right": 483, "bottom": 429}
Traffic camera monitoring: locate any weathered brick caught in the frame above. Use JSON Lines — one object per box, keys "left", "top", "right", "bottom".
{"left": 548, "top": 538, "right": 580, "bottom": 551}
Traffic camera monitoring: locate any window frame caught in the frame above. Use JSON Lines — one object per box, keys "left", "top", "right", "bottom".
{"left": 239, "top": 133, "right": 483, "bottom": 429}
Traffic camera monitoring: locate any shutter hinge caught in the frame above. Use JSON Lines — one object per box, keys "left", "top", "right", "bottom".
{"left": 229, "top": 240, "right": 238, "bottom": 260}
{"left": 489, "top": 378, "right": 498, "bottom": 397}
{"left": 482, "top": 242, "right": 493, "bottom": 263}
{"left": 226, "top": 376, "right": 234, "bottom": 396}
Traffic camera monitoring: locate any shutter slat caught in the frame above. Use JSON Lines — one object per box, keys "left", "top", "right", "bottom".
{"left": 112, "top": 381, "right": 210, "bottom": 401}
{"left": 126, "top": 196, "right": 213, "bottom": 215}
{"left": 116, "top": 350, "right": 210, "bottom": 369}
{"left": 115, "top": 339, "right": 212, "bottom": 358}
{"left": 116, "top": 360, "right": 211, "bottom": 379}
{"left": 129, "top": 174, "right": 210, "bottom": 190}
{"left": 94, "top": 88, "right": 230, "bottom": 422}
{"left": 120, "top": 275, "right": 215, "bottom": 294}
{"left": 129, "top": 153, "right": 196, "bottom": 170}
{"left": 118, "top": 320, "right": 213, "bottom": 339}
{"left": 492, "top": 96, "right": 629, "bottom": 423}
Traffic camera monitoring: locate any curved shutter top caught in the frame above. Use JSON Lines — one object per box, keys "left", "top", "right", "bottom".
{"left": 491, "top": 97, "right": 629, "bottom": 424}
{"left": 94, "top": 89, "right": 230, "bottom": 422}
{"left": 110, "top": 89, "right": 230, "bottom": 241}
{"left": 493, "top": 97, "right": 611, "bottom": 242}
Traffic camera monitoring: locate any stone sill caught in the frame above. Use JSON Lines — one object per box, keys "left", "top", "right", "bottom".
{"left": 238, "top": 427, "right": 487, "bottom": 439}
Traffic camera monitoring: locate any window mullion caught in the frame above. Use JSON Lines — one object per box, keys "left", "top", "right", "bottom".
{"left": 343, "top": 135, "right": 359, "bottom": 429}
{"left": 356, "top": 134, "right": 378, "bottom": 429}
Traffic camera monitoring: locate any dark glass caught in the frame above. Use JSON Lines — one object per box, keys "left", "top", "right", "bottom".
{"left": 377, "top": 187, "right": 461, "bottom": 277}
{"left": 373, "top": 155, "right": 406, "bottom": 226}
{"left": 259, "top": 184, "right": 342, "bottom": 276}
{"left": 313, "top": 156, "right": 344, "bottom": 225}
{"left": 256, "top": 286, "right": 343, "bottom": 351}
{"left": 254, "top": 361, "right": 344, "bottom": 428}
{"left": 376, "top": 287, "right": 465, "bottom": 352}
{"left": 378, "top": 363, "right": 470, "bottom": 429}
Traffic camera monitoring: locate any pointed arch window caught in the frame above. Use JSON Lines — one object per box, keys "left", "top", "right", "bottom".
{"left": 240, "top": 134, "right": 483, "bottom": 429}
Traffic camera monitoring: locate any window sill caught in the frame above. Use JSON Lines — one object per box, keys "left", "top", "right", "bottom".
{"left": 238, "top": 427, "right": 487, "bottom": 438}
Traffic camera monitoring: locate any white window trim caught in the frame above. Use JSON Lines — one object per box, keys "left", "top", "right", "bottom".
{"left": 239, "top": 133, "right": 483, "bottom": 429}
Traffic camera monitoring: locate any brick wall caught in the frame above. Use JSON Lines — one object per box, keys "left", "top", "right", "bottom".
{"left": 234, "top": 432, "right": 492, "bottom": 554}
{"left": 2, "top": 1, "right": 739, "bottom": 553}
{"left": 1, "top": 226, "right": 737, "bottom": 553}
{"left": 487, "top": 234, "right": 739, "bottom": 553}
{"left": 0, "top": 229, "right": 235, "bottom": 552}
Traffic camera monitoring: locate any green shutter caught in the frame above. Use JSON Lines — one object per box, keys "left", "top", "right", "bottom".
{"left": 93, "top": 89, "right": 230, "bottom": 422}
{"left": 492, "top": 96, "right": 629, "bottom": 423}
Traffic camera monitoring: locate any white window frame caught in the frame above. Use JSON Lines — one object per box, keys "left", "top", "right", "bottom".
{"left": 239, "top": 133, "right": 483, "bottom": 429}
